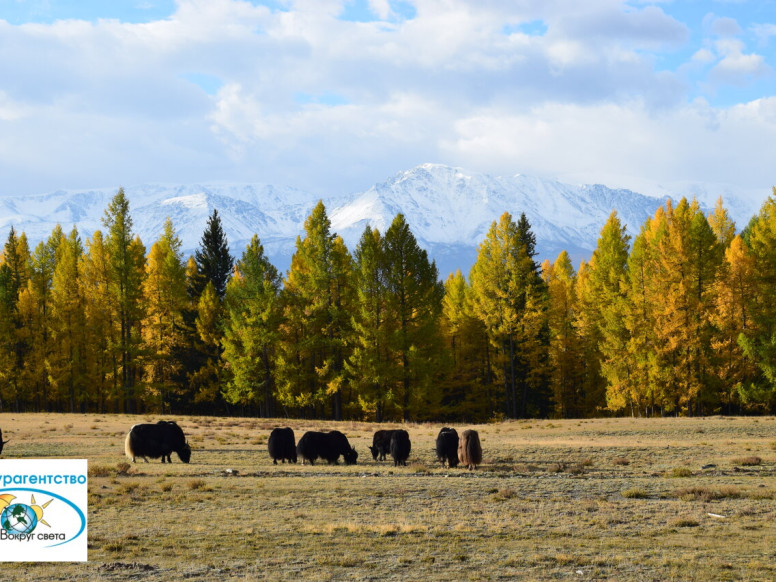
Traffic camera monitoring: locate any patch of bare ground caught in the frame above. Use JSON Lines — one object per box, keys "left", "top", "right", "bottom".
{"left": 1, "top": 413, "right": 775, "bottom": 580}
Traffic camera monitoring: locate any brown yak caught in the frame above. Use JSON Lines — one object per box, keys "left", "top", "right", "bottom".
{"left": 458, "top": 429, "right": 482, "bottom": 470}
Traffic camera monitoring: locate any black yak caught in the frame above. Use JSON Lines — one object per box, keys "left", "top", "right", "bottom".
{"left": 124, "top": 421, "right": 191, "bottom": 463}
{"left": 389, "top": 429, "right": 411, "bottom": 466}
{"left": 458, "top": 429, "right": 482, "bottom": 470}
{"left": 268, "top": 427, "right": 297, "bottom": 464}
{"left": 368, "top": 429, "right": 398, "bottom": 461}
{"left": 435, "top": 427, "right": 459, "bottom": 468}
{"left": 296, "top": 430, "right": 358, "bottom": 465}
{"left": 0, "top": 429, "right": 8, "bottom": 456}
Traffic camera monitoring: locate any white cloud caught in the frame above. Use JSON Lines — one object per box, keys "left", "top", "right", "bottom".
{"left": 0, "top": 0, "right": 773, "bottom": 205}
{"left": 710, "top": 16, "right": 742, "bottom": 37}
{"left": 442, "top": 98, "right": 776, "bottom": 192}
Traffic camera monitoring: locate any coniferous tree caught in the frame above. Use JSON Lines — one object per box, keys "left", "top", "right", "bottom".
{"left": 193, "top": 208, "right": 233, "bottom": 300}
{"left": 23, "top": 227, "right": 64, "bottom": 410}
{"left": 49, "top": 228, "right": 88, "bottom": 412}
{"left": 383, "top": 213, "right": 445, "bottom": 421}
{"left": 277, "top": 202, "right": 353, "bottom": 419}
{"left": 710, "top": 235, "right": 758, "bottom": 412}
{"left": 103, "top": 188, "right": 146, "bottom": 413}
{"left": 469, "top": 212, "right": 548, "bottom": 418}
{"left": 221, "top": 235, "right": 282, "bottom": 416}
{"left": 82, "top": 230, "right": 118, "bottom": 412}
{"left": 544, "top": 252, "right": 584, "bottom": 418}
{"left": 0, "top": 227, "right": 32, "bottom": 410}
{"left": 440, "top": 270, "right": 492, "bottom": 420}
{"left": 142, "top": 218, "right": 189, "bottom": 413}
{"left": 346, "top": 226, "right": 394, "bottom": 421}
{"left": 738, "top": 191, "right": 776, "bottom": 410}
{"left": 191, "top": 281, "right": 223, "bottom": 407}
{"left": 581, "top": 212, "right": 632, "bottom": 414}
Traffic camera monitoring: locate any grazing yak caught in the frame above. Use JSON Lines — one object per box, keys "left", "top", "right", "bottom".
{"left": 435, "top": 427, "right": 459, "bottom": 468}
{"left": 0, "top": 429, "right": 8, "bottom": 456}
{"left": 368, "top": 429, "right": 398, "bottom": 461}
{"left": 458, "top": 429, "right": 482, "bottom": 470}
{"left": 296, "top": 430, "right": 358, "bottom": 465}
{"left": 125, "top": 421, "right": 191, "bottom": 464}
{"left": 268, "top": 427, "right": 297, "bottom": 464}
{"left": 389, "top": 429, "right": 411, "bottom": 467}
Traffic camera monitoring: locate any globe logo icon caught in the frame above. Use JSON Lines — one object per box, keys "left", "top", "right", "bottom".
{"left": 2, "top": 503, "right": 38, "bottom": 535}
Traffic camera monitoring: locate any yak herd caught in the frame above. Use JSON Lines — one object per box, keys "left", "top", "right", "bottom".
{"left": 268, "top": 426, "right": 481, "bottom": 469}
{"left": 120, "top": 421, "right": 483, "bottom": 470}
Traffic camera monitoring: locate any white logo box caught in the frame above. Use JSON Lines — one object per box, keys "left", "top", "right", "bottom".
{"left": 0, "top": 459, "right": 87, "bottom": 562}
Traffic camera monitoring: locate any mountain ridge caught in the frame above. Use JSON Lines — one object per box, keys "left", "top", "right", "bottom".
{"left": 0, "top": 164, "right": 760, "bottom": 276}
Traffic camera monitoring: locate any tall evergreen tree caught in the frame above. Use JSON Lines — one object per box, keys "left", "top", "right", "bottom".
{"left": 578, "top": 212, "right": 631, "bottom": 415}
{"left": 103, "top": 188, "right": 146, "bottom": 413}
{"left": 469, "top": 212, "right": 548, "bottom": 418}
{"left": 346, "top": 226, "right": 394, "bottom": 421}
{"left": 277, "top": 202, "right": 353, "bottom": 419}
{"left": 738, "top": 191, "right": 776, "bottom": 410}
{"left": 544, "top": 251, "right": 584, "bottom": 418}
{"left": 221, "top": 235, "right": 282, "bottom": 416}
{"left": 439, "top": 270, "right": 492, "bottom": 420}
{"left": 142, "top": 218, "right": 189, "bottom": 413}
{"left": 194, "top": 208, "right": 233, "bottom": 300}
{"left": 82, "top": 230, "right": 118, "bottom": 412}
{"left": 383, "top": 213, "right": 445, "bottom": 421}
{"left": 0, "top": 227, "right": 32, "bottom": 411}
{"left": 49, "top": 228, "right": 88, "bottom": 412}
{"left": 710, "top": 235, "right": 758, "bottom": 412}
{"left": 191, "top": 281, "right": 223, "bottom": 407}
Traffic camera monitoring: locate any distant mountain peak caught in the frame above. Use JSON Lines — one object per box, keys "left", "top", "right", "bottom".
{"left": 0, "top": 163, "right": 760, "bottom": 277}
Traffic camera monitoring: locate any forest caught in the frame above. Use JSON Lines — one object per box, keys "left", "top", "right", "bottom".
{"left": 1, "top": 187, "right": 776, "bottom": 420}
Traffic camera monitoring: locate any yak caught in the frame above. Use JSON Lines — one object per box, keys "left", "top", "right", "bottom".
{"left": 389, "top": 429, "right": 411, "bottom": 467}
{"left": 297, "top": 430, "right": 358, "bottom": 465}
{"left": 458, "top": 429, "right": 482, "bottom": 470}
{"left": 0, "top": 428, "right": 8, "bottom": 456}
{"left": 268, "top": 427, "right": 297, "bottom": 464}
{"left": 435, "top": 427, "right": 459, "bottom": 468}
{"left": 368, "top": 429, "right": 398, "bottom": 461}
{"left": 124, "top": 421, "right": 191, "bottom": 464}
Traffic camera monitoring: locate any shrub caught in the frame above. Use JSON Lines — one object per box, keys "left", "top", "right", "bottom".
{"left": 666, "top": 467, "right": 693, "bottom": 478}
{"left": 673, "top": 486, "right": 741, "bottom": 502}
{"left": 732, "top": 456, "right": 762, "bottom": 466}
{"left": 621, "top": 488, "right": 649, "bottom": 499}
{"left": 88, "top": 464, "right": 113, "bottom": 478}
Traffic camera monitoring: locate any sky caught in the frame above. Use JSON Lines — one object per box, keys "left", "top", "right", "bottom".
{"left": 0, "top": 0, "right": 774, "bottom": 203}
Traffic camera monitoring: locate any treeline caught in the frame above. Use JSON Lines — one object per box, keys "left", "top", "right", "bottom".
{"left": 2, "top": 188, "right": 776, "bottom": 420}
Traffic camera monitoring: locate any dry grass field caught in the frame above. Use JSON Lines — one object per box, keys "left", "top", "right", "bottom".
{"left": 1, "top": 413, "right": 775, "bottom": 580}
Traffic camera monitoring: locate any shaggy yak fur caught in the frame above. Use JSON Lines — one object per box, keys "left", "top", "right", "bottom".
{"left": 268, "top": 427, "right": 297, "bottom": 464}
{"left": 389, "top": 429, "right": 411, "bottom": 466}
{"left": 435, "top": 427, "right": 459, "bottom": 468}
{"left": 368, "top": 429, "right": 399, "bottom": 461}
{"left": 124, "top": 421, "right": 191, "bottom": 463}
{"left": 296, "top": 430, "right": 358, "bottom": 465}
{"left": 457, "top": 429, "right": 482, "bottom": 470}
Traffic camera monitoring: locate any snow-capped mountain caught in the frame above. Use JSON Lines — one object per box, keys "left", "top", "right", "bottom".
{"left": 0, "top": 164, "right": 763, "bottom": 277}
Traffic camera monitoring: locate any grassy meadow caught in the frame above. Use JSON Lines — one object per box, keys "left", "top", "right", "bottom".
{"left": 0, "top": 413, "right": 775, "bottom": 580}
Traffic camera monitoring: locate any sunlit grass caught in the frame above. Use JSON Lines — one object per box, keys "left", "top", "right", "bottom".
{"left": 0, "top": 413, "right": 775, "bottom": 580}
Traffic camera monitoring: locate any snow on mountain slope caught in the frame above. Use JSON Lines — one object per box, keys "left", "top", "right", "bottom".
{"left": 0, "top": 164, "right": 759, "bottom": 277}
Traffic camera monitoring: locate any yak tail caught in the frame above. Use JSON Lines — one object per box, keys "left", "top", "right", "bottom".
{"left": 124, "top": 432, "right": 134, "bottom": 461}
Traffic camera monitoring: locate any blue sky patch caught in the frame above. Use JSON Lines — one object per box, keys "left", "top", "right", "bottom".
{"left": 0, "top": 0, "right": 177, "bottom": 25}
{"left": 503, "top": 20, "right": 548, "bottom": 37}
{"left": 295, "top": 92, "right": 350, "bottom": 107}
{"left": 340, "top": 0, "right": 416, "bottom": 23}
{"left": 181, "top": 73, "right": 224, "bottom": 96}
